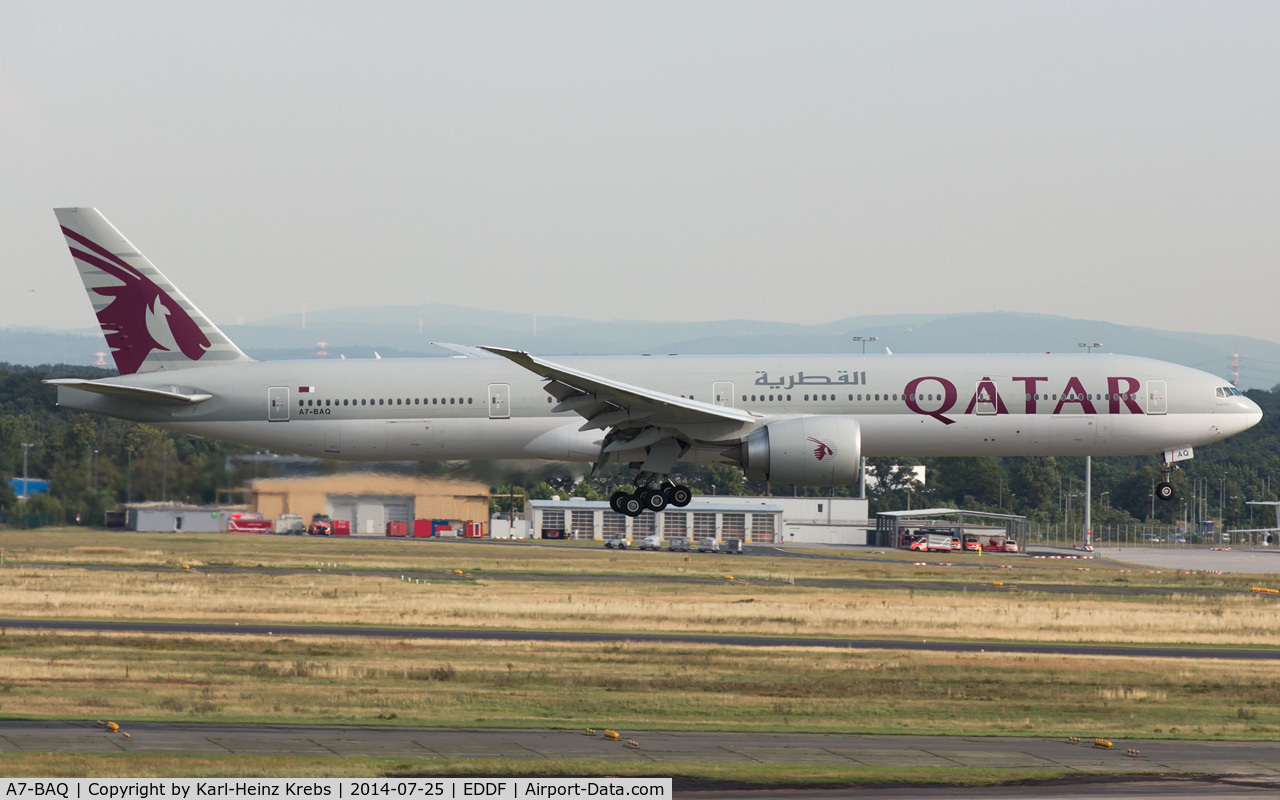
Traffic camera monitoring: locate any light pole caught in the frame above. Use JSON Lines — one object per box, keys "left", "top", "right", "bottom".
{"left": 1220, "top": 475, "right": 1227, "bottom": 526}
{"left": 20, "top": 442, "right": 33, "bottom": 500}
{"left": 852, "top": 336, "right": 878, "bottom": 355}
{"left": 1084, "top": 456, "right": 1092, "bottom": 548}
{"left": 1078, "top": 342, "right": 1103, "bottom": 353}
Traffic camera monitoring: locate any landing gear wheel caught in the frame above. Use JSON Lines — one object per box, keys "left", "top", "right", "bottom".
{"left": 665, "top": 485, "right": 692, "bottom": 508}
{"left": 610, "top": 491, "right": 629, "bottom": 514}
{"left": 621, "top": 494, "right": 644, "bottom": 517}
{"left": 643, "top": 488, "right": 669, "bottom": 512}
{"left": 1156, "top": 481, "right": 1176, "bottom": 501}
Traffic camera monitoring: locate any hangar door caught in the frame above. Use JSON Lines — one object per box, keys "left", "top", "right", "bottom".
{"left": 328, "top": 495, "right": 415, "bottom": 535}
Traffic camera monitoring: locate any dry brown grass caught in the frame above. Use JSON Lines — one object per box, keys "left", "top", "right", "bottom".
{"left": 6, "top": 529, "right": 1259, "bottom": 591}
{"left": 0, "top": 564, "right": 1277, "bottom": 645}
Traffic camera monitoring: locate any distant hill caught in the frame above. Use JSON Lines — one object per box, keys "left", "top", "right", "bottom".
{"left": 6, "top": 307, "right": 1278, "bottom": 389}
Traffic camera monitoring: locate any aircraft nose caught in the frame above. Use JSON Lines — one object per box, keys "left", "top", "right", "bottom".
{"left": 1245, "top": 397, "right": 1263, "bottom": 429}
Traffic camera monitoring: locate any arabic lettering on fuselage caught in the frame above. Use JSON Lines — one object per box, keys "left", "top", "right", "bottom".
{"left": 755, "top": 370, "right": 865, "bottom": 390}
{"left": 904, "top": 375, "right": 1147, "bottom": 425}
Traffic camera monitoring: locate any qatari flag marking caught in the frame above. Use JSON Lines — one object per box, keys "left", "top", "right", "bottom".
{"left": 298, "top": 386, "right": 315, "bottom": 393}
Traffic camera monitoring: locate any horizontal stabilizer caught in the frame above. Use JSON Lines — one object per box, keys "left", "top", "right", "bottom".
{"left": 45, "top": 378, "right": 212, "bottom": 405}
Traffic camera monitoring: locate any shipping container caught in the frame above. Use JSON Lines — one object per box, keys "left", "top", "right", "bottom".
{"left": 385, "top": 520, "right": 409, "bottom": 537}
{"left": 275, "top": 514, "right": 305, "bottom": 535}
{"left": 413, "top": 519, "right": 433, "bottom": 538}
{"left": 331, "top": 519, "right": 351, "bottom": 536}
{"left": 464, "top": 522, "right": 483, "bottom": 538}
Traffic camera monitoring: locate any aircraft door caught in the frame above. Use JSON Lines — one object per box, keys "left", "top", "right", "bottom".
{"left": 268, "top": 387, "right": 289, "bottom": 421}
{"left": 973, "top": 380, "right": 998, "bottom": 415}
{"left": 712, "top": 381, "right": 734, "bottom": 408}
{"left": 1146, "top": 380, "right": 1167, "bottom": 415}
{"left": 489, "top": 383, "right": 511, "bottom": 419}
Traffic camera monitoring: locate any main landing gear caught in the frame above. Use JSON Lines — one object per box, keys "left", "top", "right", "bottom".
{"left": 610, "top": 482, "right": 692, "bottom": 517}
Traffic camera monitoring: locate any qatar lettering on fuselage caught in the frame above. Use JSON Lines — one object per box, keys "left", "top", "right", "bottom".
{"left": 903, "top": 375, "right": 1146, "bottom": 425}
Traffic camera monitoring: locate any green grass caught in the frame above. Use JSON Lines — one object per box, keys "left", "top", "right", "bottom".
{"left": 2, "top": 631, "right": 1280, "bottom": 740}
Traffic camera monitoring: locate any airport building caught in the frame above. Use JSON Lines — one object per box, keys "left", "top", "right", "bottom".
{"left": 248, "top": 474, "right": 490, "bottom": 534}
{"left": 518, "top": 495, "right": 871, "bottom": 544}
{"left": 123, "top": 501, "right": 229, "bottom": 533}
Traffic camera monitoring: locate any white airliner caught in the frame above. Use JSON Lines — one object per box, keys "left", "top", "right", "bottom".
{"left": 48, "top": 208, "right": 1262, "bottom": 516}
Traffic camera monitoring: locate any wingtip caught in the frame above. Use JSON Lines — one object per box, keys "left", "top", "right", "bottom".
{"left": 478, "top": 345, "right": 527, "bottom": 358}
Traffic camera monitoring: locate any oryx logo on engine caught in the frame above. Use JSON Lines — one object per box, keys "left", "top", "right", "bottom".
{"left": 807, "top": 437, "right": 835, "bottom": 461}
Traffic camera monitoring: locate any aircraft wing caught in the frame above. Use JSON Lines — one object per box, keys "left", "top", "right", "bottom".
{"left": 480, "top": 347, "right": 755, "bottom": 429}
{"left": 45, "top": 378, "right": 212, "bottom": 406}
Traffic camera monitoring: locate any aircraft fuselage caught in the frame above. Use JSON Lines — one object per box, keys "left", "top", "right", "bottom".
{"left": 55, "top": 352, "right": 1261, "bottom": 464}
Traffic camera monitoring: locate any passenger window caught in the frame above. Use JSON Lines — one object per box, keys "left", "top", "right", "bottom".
{"left": 450, "top": 398, "right": 455, "bottom": 404}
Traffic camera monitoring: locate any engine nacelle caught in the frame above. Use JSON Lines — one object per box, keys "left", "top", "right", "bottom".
{"left": 740, "top": 416, "right": 861, "bottom": 487}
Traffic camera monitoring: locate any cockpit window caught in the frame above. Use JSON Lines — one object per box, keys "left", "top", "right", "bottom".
{"left": 1218, "top": 386, "right": 1244, "bottom": 398}
{"left": 1217, "top": 388, "right": 1224, "bottom": 398}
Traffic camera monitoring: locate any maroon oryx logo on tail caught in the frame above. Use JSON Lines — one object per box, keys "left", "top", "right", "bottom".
{"left": 808, "top": 437, "right": 835, "bottom": 461}
{"left": 61, "top": 226, "right": 210, "bottom": 374}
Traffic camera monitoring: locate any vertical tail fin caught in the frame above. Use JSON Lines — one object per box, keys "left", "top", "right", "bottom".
{"left": 54, "top": 208, "right": 253, "bottom": 374}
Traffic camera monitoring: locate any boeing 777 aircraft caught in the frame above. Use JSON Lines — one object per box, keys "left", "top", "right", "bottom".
{"left": 48, "top": 208, "right": 1262, "bottom": 516}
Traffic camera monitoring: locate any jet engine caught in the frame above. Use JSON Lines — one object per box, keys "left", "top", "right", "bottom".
{"left": 739, "top": 416, "right": 861, "bottom": 486}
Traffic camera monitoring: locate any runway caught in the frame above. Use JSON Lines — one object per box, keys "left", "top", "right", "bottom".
{"left": 2, "top": 617, "right": 1278, "bottom": 660}
{"left": 1097, "top": 547, "right": 1280, "bottom": 575}
{"left": 4, "top": 720, "right": 1280, "bottom": 781}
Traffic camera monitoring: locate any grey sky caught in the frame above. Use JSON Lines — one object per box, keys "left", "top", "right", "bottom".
{"left": 3, "top": 2, "right": 1278, "bottom": 340}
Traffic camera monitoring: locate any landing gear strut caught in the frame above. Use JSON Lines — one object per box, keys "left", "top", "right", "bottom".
{"left": 610, "top": 480, "right": 693, "bottom": 518}
{"left": 1156, "top": 464, "right": 1177, "bottom": 501}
